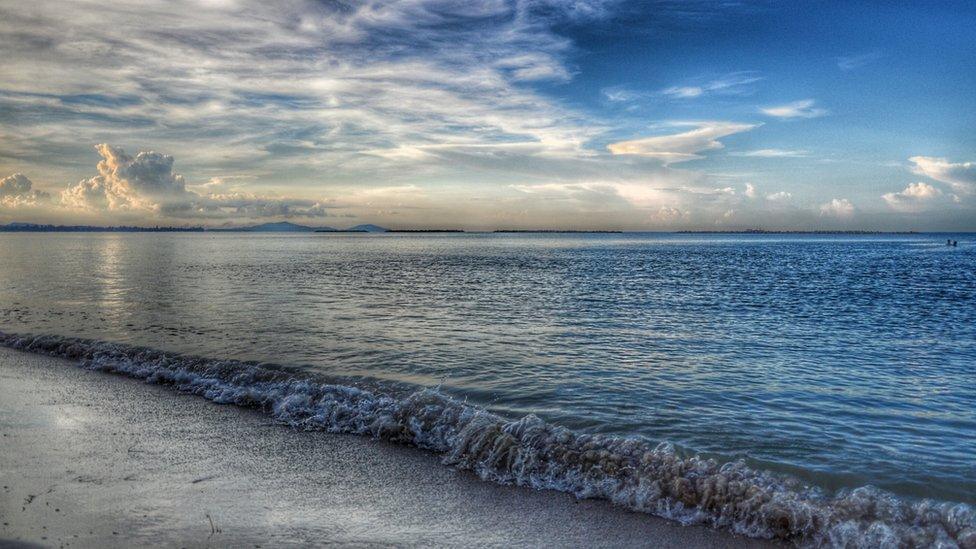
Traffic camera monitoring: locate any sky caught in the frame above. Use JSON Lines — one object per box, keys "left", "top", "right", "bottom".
{"left": 0, "top": 0, "right": 974, "bottom": 230}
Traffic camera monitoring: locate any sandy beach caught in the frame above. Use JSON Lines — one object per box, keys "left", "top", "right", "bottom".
{"left": 0, "top": 347, "right": 772, "bottom": 548}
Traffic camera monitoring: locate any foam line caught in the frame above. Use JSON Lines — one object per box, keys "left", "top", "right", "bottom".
{"left": 1, "top": 332, "right": 973, "bottom": 548}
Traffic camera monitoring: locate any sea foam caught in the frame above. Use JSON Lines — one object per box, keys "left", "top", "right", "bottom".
{"left": 1, "top": 331, "right": 973, "bottom": 548}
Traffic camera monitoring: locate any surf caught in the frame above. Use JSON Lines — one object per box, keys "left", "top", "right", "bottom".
{"left": 1, "top": 331, "right": 973, "bottom": 548}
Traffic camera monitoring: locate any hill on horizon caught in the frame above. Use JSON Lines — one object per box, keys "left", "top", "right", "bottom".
{"left": 346, "top": 224, "right": 388, "bottom": 232}
{"left": 240, "top": 222, "right": 389, "bottom": 232}
{"left": 242, "top": 221, "right": 332, "bottom": 232}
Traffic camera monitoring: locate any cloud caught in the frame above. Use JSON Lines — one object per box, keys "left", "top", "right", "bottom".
{"left": 662, "top": 73, "right": 763, "bottom": 99}
{"left": 837, "top": 50, "right": 883, "bottom": 71}
{"left": 0, "top": 0, "right": 601, "bottom": 186}
{"left": 651, "top": 206, "right": 687, "bottom": 222}
{"left": 601, "top": 87, "right": 642, "bottom": 102}
{"left": 761, "top": 99, "right": 827, "bottom": 119}
{"left": 734, "top": 149, "right": 808, "bottom": 158}
{"left": 495, "top": 53, "right": 572, "bottom": 82}
{"left": 607, "top": 122, "right": 758, "bottom": 164}
{"left": 819, "top": 198, "right": 855, "bottom": 218}
{"left": 881, "top": 182, "right": 955, "bottom": 212}
{"left": 909, "top": 156, "right": 976, "bottom": 195}
{"left": 602, "top": 73, "right": 762, "bottom": 104}
{"left": 57, "top": 144, "right": 329, "bottom": 220}
{"left": 662, "top": 86, "right": 704, "bottom": 98}
{"left": 743, "top": 183, "right": 792, "bottom": 203}
{"left": 199, "top": 192, "right": 329, "bottom": 219}
{"left": 0, "top": 173, "right": 51, "bottom": 207}
{"left": 744, "top": 182, "right": 757, "bottom": 199}
{"left": 60, "top": 144, "right": 192, "bottom": 212}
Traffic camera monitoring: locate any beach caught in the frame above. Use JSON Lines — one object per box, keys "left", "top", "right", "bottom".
{"left": 0, "top": 347, "right": 770, "bottom": 548}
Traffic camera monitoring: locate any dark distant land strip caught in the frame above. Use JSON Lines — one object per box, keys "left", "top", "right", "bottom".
{"left": 0, "top": 223, "right": 954, "bottom": 235}
{"left": 675, "top": 230, "right": 921, "bottom": 235}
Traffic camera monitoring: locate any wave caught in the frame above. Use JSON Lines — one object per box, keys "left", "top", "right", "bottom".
{"left": 1, "top": 331, "right": 973, "bottom": 548}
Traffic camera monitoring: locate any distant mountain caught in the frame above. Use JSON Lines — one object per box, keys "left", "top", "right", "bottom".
{"left": 241, "top": 221, "right": 336, "bottom": 232}
{"left": 346, "top": 224, "right": 388, "bottom": 232}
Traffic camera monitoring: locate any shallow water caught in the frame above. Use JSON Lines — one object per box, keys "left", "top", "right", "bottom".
{"left": 1, "top": 232, "right": 974, "bottom": 507}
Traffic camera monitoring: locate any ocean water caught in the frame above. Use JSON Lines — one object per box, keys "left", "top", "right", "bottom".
{"left": 1, "top": 232, "right": 974, "bottom": 546}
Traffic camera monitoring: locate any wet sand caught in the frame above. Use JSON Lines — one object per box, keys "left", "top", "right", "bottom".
{"left": 0, "top": 347, "right": 774, "bottom": 548}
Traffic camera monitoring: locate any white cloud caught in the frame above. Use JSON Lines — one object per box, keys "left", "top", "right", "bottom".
{"left": 0, "top": 173, "right": 51, "bottom": 207}
{"left": 837, "top": 50, "right": 883, "bottom": 71}
{"left": 881, "top": 182, "right": 952, "bottom": 212}
{"left": 60, "top": 144, "right": 192, "bottom": 212}
{"left": 0, "top": 0, "right": 603, "bottom": 190}
{"left": 662, "top": 86, "right": 704, "bottom": 98}
{"left": 495, "top": 53, "right": 572, "bottom": 82}
{"left": 735, "top": 149, "right": 808, "bottom": 158}
{"left": 662, "top": 73, "right": 763, "bottom": 99}
{"left": 761, "top": 99, "right": 827, "bottom": 119}
{"left": 607, "top": 122, "right": 758, "bottom": 164}
{"left": 742, "top": 183, "right": 791, "bottom": 203}
{"left": 56, "top": 144, "right": 329, "bottom": 220}
{"left": 744, "top": 182, "right": 757, "bottom": 199}
{"left": 819, "top": 198, "right": 855, "bottom": 218}
{"left": 604, "top": 73, "right": 762, "bottom": 104}
{"left": 651, "top": 206, "right": 687, "bottom": 222}
{"left": 601, "top": 86, "right": 641, "bottom": 102}
{"left": 909, "top": 156, "right": 976, "bottom": 195}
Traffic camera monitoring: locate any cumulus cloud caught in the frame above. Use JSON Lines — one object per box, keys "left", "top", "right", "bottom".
{"left": 651, "top": 206, "right": 687, "bottom": 222}
{"left": 761, "top": 100, "right": 827, "bottom": 119}
{"left": 0, "top": 173, "right": 51, "bottom": 207}
{"left": 199, "top": 192, "right": 329, "bottom": 219}
{"left": 881, "top": 182, "right": 954, "bottom": 212}
{"left": 607, "top": 122, "right": 758, "bottom": 164}
{"left": 909, "top": 156, "right": 976, "bottom": 195}
{"left": 55, "top": 144, "right": 329, "bottom": 220}
{"left": 743, "top": 183, "right": 791, "bottom": 203}
{"left": 60, "top": 144, "right": 192, "bottom": 212}
{"left": 744, "top": 182, "right": 757, "bottom": 199}
{"left": 819, "top": 198, "right": 855, "bottom": 218}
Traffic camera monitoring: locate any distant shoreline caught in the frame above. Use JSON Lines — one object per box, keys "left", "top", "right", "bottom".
{"left": 674, "top": 230, "right": 921, "bottom": 235}
{"left": 0, "top": 223, "right": 965, "bottom": 235}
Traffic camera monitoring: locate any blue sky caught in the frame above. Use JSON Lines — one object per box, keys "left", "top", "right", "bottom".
{"left": 0, "top": 0, "right": 973, "bottom": 229}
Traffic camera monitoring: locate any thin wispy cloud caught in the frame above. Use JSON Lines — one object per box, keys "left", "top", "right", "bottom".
{"left": 607, "top": 122, "right": 758, "bottom": 164}
{"left": 837, "top": 50, "right": 883, "bottom": 71}
{"left": 734, "top": 149, "right": 809, "bottom": 158}
{"left": 661, "top": 73, "right": 763, "bottom": 99}
{"left": 761, "top": 100, "right": 828, "bottom": 119}
{"left": 0, "top": 0, "right": 596, "bottom": 184}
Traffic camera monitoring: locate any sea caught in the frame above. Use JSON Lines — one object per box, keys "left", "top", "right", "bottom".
{"left": 1, "top": 232, "right": 974, "bottom": 546}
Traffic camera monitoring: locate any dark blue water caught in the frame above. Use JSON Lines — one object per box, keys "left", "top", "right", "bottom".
{"left": 1, "top": 232, "right": 974, "bottom": 505}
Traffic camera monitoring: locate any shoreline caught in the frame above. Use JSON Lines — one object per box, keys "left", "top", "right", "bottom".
{"left": 0, "top": 347, "right": 769, "bottom": 548}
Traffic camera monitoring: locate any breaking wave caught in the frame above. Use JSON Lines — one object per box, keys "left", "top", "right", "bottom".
{"left": 1, "top": 331, "right": 973, "bottom": 548}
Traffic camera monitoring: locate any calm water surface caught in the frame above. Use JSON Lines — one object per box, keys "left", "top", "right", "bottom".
{"left": 1, "top": 232, "right": 974, "bottom": 504}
